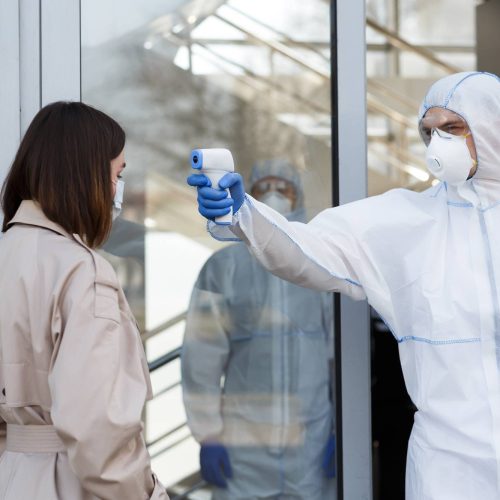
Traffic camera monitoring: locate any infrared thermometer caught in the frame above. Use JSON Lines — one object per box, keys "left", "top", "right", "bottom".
{"left": 191, "top": 148, "right": 235, "bottom": 225}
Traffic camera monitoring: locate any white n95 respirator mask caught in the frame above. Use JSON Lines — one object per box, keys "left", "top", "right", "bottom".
{"left": 112, "top": 179, "right": 125, "bottom": 220}
{"left": 260, "top": 191, "right": 293, "bottom": 215}
{"left": 426, "top": 129, "right": 477, "bottom": 185}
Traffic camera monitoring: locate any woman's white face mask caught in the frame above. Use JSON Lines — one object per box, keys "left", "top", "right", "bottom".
{"left": 426, "top": 129, "right": 477, "bottom": 185}
{"left": 112, "top": 179, "right": 125, "bottom": 220}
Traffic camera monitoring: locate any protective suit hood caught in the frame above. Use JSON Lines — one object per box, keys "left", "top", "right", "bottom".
{"left": 419, "top": 72, "right": 500, "bottom": 186}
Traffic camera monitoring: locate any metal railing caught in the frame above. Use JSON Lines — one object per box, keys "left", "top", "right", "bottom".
{"left": 142, "top": 312, "right": 187, "bottom": 342}
{"left": 148, "top": 346, "right": 182, "bottom": 372}
{"left": 143, "top": 312, "right": 208, "bottom": 498}
{"left": 366, "top": 17, "right": 462, "bottom": 75}
{"left": 170, "top": 481, "right": 208, "bottom": 500}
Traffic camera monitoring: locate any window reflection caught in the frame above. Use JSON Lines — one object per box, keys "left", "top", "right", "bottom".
{"left": 82, "top": 0, "right": 334, "bottom": 494}
{"left": 182, "top": 162, "right": 336, "bottom": 498}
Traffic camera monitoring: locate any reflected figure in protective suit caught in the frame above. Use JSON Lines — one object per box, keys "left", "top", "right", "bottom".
{"left": 182, "top": 160, "right": 336, "bottom": 500}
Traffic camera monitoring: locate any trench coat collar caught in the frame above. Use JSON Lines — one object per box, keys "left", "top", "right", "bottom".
{"left": 8, "top": 200, "right": 73, "bottom": 239}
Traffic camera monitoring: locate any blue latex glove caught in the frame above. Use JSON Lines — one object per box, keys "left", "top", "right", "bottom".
{"left": 322, "top": 435, "right": 336, "bottom": 478}
{"left": 187, "top": 172, "right": 245, "bottom": 221}
{"left": 200, "top": 443, "right": 233, "bottom": 488}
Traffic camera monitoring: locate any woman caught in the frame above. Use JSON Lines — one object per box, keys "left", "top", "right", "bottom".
{"left": 0, "top": 102, "right": 168, "bottom": 499}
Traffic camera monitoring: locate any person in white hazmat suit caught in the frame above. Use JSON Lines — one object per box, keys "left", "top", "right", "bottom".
{"left": 187, "top": 71, "right": 500, "bottom": 500}
{"left": 182, "top": 160, "right": 336, "bottom": 500}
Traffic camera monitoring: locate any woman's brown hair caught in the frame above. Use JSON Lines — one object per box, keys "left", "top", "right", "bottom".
{"left": 1, "top": 101, "right": 125, "bottom": 248}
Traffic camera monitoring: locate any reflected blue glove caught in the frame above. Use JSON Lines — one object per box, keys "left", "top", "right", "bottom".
{"left": 187, "top": 172, "right": 245, "bottom": 221}
{"left": 200, "top": 443, "right": 233, "bottom": 488}
{"left": 322, "top": 435, "right": 336, "bottom": 479}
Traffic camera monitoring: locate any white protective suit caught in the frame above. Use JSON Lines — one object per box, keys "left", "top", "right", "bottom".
{"left": 208, "top": 72, "right": 500, "bottom": 500}
{"left": 182, "top": 162, "right": 335, "bottom": 500}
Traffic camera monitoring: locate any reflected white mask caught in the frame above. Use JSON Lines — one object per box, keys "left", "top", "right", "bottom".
{"left": 426, "top": 129, "right": 476, "bottom": 185}
{"left": 112, "top": 179, "right": 124, "bottom": 220}
{"left": 260, "top": 191, "right": 293, "bottom": 214}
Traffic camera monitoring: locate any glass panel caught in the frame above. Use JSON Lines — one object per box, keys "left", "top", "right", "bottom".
{"left": 82, "top": 0, "right": 335, "bottom": 496}
{"left": 366, "top": 2, "right": 476, "bottom": 499}
{"left": 366, "top": 0, "right": 476, "bottom": 196}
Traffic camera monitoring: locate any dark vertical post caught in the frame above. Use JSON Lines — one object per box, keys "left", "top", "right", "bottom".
{"left": 476, "top": 0, "right": 500, "bottom": 75}
{"left": 330, "top": 0, "right": 343, "bottom": 497}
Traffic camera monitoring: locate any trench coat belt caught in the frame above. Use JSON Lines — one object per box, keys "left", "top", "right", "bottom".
{"left": 6, "top": 424, "right": 66, "bottom": 453}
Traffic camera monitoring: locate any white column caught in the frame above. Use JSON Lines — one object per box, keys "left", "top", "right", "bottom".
{"left": 41, "top": 0, "right": 81, "bottom": 104}
{"left": 0, "top": 1, "right": 21, "bottom": 187}
{"left": 20, "top": 0, "right": 41, "bottom": 135}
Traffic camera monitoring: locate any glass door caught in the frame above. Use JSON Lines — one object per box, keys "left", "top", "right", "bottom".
{"left": 81, "top": 1, "right": 338, "bottom": 497}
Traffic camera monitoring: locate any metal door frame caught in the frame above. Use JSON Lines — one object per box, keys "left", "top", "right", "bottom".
{"left": 332, "top": 1, "right": 372, "bottom": 499}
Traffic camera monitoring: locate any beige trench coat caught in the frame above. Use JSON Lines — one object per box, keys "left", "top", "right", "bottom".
{"left": 0, "top": 201, "right": 168, "bottom": 500}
